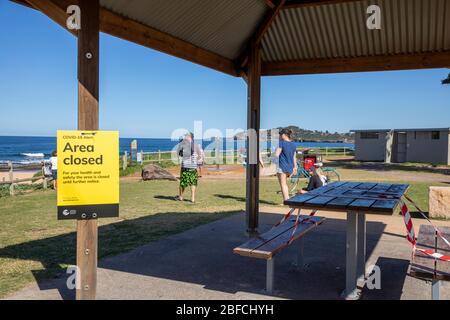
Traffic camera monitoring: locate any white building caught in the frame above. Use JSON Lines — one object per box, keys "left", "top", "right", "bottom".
{"left": 351, "top": 128, "right": 450, "bottom": 165}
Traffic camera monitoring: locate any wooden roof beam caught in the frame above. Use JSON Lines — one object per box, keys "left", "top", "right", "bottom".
{"left": 14, "top": 0, "right": 239, "bottom": 76}
{"left": 282, "top": 0, "right": 365, "bottom": 9}
{"left": 23, "top": 0, "right": 77, "bottom": 35}
{"left": 236, "top": 0, "right": 286, "bottom": 72}
{"left": 264, "top": 0, "right": 276, "bottom": 9}
{"left": 261, "top": 52, "right": 450, "bottom": 76}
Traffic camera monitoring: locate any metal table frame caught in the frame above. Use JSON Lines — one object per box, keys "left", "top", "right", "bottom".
{"left": 344, "top": 211, "right": 366, "bottom": 299}
{"left": 284, "top": 181, "right": 409, "bottom": 299}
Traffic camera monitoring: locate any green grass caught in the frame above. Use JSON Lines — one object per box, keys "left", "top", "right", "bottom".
{"left": 0, "top": 177, "right": 446, "bottom": 298}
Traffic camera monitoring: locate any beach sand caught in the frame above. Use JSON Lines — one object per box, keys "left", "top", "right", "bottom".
{"left": 0, "top": 171, "right": 39, "bottom": 184}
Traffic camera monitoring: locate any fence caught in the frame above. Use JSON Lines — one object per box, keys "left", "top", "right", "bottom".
{"left": 120, "top": 147, "right": 354, "bottom": 169}
{"left": 0, "top": 161, "right": 51, "bottom": 196}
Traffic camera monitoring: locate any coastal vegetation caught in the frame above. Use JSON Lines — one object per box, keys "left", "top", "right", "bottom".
{"left": 234, "top": 126, "right": 354, "bottom": 143}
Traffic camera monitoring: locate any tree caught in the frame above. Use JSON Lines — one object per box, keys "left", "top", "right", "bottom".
{"left": 442, "top": 73, "right": 450, "bottom": 85}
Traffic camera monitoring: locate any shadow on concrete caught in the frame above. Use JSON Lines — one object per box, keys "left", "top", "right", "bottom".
{"left": 361, "top": 257, "right": 409, "bottom": 300}
{"left": 0, "top": 210, "right": 235, "bottom": 300}
{"left": 3, "top": 210, "right": 416, "bottom": 300}
{"left": 97, "top": 213, "right": 389, "bottom": 299}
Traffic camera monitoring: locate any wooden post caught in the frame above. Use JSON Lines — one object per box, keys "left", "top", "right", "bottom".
{"left": 123, "top": 152, "right": 128, "bottom": 170}
{"left": 76, "top": 0, "right": 99, "bottom": 300}
{"left": 43, "top": 177, "right": 47, "bottom": 190}
{"left": 8, "top": 161, "right": 13, "bottom": 182}
{"left": 245, "top": 43, "right": 261, "bottom": 234}
{"left": 9, "top": 183, "right": 15, "bottom": 196}
{"left": 158, "top": 150, "right": 161, "bottom": 163}
{"left": 215, "top": 137, "right": 220, "bottom": 170}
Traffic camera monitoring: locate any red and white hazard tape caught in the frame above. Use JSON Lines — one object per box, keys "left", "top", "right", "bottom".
{"left": 274, "top": 208, "right": 318, "bottom": 245}
{"left": 276, "top": 193, "right": 449, "bottom": 261}
{"left": 399, "top": 197, "right": 450, "bottom": 262}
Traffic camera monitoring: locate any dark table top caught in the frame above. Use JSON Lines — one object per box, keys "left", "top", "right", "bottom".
{"left": 284, "top": 181, "right": 409, "bottom": 215}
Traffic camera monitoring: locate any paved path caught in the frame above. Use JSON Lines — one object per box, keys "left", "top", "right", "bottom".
{"left": 6, "top": 208, "right": 450, "bottom": 300}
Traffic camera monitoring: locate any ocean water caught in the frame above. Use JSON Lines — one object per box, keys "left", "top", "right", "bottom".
{"left": 0, "top": 136, "right": 354, "bottom": 164}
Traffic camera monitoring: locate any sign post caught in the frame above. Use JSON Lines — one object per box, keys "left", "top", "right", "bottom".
{"left": 130, "top": 139, "right": 138, "bottom": 161}
{"left": 75, "top": 0, "right": 100, "bottom": 300}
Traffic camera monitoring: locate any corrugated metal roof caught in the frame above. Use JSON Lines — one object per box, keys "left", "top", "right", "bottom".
{"left": 100, "top": 0, "right": 267, "bottom": 60}
{"left": 262, "top": 0, "right": 450, "bottom": 62}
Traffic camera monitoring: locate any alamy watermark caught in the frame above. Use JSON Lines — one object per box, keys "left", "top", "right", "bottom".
{"left": 168, "top": 121, "right": 280, "bottom": 166}
{"left": 65, "top": 4, "right": 382, "bottom": 31}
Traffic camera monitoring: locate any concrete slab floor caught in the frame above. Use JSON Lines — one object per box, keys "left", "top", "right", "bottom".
{"left": 5, "top": 207, "right": 450, "bottom": 300}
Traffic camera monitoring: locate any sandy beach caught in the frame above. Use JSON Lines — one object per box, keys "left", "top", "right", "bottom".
{"left": 0, "top": 170, "right": 39, "bottom": 184}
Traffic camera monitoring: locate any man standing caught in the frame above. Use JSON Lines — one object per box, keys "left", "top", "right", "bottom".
{"left": 176, "top": 133, "right": 202, "bottom": 203}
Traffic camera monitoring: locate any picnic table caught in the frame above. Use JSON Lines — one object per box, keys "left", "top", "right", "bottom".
{"left": 284, "top": 181, "right": 409, "bottom": 299}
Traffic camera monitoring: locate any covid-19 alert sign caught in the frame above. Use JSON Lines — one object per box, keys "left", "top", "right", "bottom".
{"left": 57, "top": 131, "right": 119, "bottom": 220}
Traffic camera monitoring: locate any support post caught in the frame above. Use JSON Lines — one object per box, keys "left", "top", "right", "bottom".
{"left": 432, "top": 280, "right": 440, "bottom": 300}
{"left": 245, "top": 43, "right": 261, "bottom": 235}
{"left": 343, "top": 212, "right": 359, "bottom": 300}
{"left": 123, "top": 151, "right": 128, "bottom": 170}
{"left": 266, "top": 257, "right": 275, "bottom": 294}
{"left": 357, "top": 212, "right": 366, "bottom": 285}
{"left": 76, "top": 0, "right": 99, "bottom": 300}
{"left": 8, "top": 161, "right": 13, "bottom": 182}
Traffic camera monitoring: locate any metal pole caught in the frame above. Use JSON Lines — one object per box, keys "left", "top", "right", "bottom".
{"left": 432, "top": 280, "right": 440, "bottom": 300}
{"left": 266, "top": 257, "right": 275, "bottom": 294}
{"left": 357, "top": 212, "right": 366, "bottom": 285}
{"left": 343, "top": 212, "right": 359, "bottom": 300}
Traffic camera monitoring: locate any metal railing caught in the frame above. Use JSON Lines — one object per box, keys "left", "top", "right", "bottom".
{"left": 120, "top": 147, "right": 354, "bottom": 169}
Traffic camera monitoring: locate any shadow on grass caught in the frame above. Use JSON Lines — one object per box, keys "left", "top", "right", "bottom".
{"left": 326, "top": 159, "right": 450, "bottom": 175}
{"left": 0, "top": 210, "right": 236, "bottom": 299}
{"left": 214, "top": 194, "right": 279, "bottom": 205}
{"left": 154, "top": 195, "right": 178, "bottom": 201}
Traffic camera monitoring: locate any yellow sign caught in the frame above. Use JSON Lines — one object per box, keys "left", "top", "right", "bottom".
{"left": 57, "top": 130, "right": 119, "bottom": 220}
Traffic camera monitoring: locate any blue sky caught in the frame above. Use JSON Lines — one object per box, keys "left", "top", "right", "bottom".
{"left": 1, "top": 1, "right": 449, "bottom": 138}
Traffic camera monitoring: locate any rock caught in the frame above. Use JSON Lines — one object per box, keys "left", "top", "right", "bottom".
{"left": 141, "top": 164, "right": 177, "bottom": 181}
{"left": 429, "top": 187, "right": 450, "bottom": 219}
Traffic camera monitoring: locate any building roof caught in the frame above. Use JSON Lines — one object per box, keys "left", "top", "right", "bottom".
{"left": 351, "top": 128, "right": 450, "bottom": 133}
{"left": 13, "top": 0, "right": 450, "bottom": 76}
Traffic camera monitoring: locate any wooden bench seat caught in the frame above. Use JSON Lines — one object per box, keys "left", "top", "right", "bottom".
{"left": 234, "top": 215, "right": 325, "bottom": 293}
{"left": 409, "top": 224, "right": 450, "bottom": 300}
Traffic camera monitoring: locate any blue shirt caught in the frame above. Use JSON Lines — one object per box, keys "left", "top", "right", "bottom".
{"left": 278, "top": 140, "right": 296, "bottom": 174}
